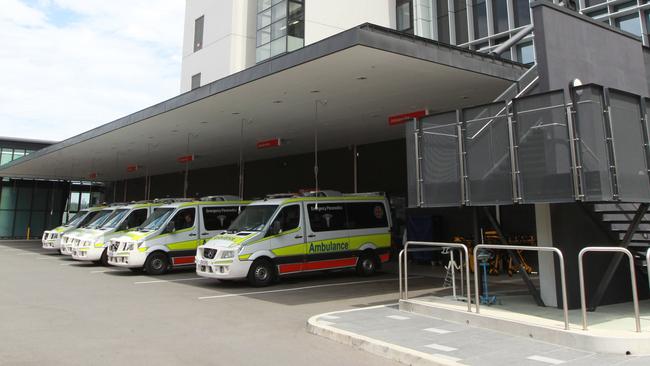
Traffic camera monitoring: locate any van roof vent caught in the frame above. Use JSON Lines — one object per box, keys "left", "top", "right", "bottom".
{"left": 343, "top": 192, "right": 385, "bottom": 197}
{"left": 152, "top": 198, "right": 193, "bottom": 204}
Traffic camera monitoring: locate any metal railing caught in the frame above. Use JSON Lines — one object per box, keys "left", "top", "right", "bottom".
{"left": 647, "top": 249, "right": 650, "bottom": 291}
{"left": 399, "top": 241, "right": 472, "bottom": 312}
{"left": 473, "top": 244, "right": 570, "bottom": 330}
{"left": 578, "top": 247, "right": 641, "bottom": 332}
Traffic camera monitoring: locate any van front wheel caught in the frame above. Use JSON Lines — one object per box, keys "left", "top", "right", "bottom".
{"left": 356, "top": 252, "right": 379, "bottom": 276}
{"left": 144, "top": 252, "right": 169, "bottom": 275}
{"left": 247, "top": 259, "right": 275, "bottom": 287}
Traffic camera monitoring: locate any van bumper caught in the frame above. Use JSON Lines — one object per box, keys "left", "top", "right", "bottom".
{"left": 195, "top": 258, "right": 251, "bottom": 280}
{"left": 72, "top": 247, "right": 103, "bottom": 261}
{"left": 107, "top": 251, "right": 147, "bottom": 268}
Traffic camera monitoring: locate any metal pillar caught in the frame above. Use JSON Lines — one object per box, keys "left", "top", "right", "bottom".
{"left": 588, "top": 202, "right": 649, "bottom": 311}
{"left": 482, "top": 206, "right": 545, "bottom": 306}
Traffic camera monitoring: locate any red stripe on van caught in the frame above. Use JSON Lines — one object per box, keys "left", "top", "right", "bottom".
{"left": 303, "top": 258, "right": 357, "bottom": 271}
{"left": 173, "top": 256, "right": 195, "bottom": 265}
{"left": 379, "top": 253, "right": 390, "bottom": 263}
{"left": 278, "top": 263, "right": 303, "bottom": 274}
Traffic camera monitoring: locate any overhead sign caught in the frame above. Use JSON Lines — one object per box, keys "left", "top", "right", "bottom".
{"left": 177, "top": 154, "right": 195, "bottom": 164}
{"left": 257, "top": 138, "right": 282, "bottom": 149}
{"left": 126, "top": 165, "right": 139, "bottom": 173}
{"left": 388, "top": 110, "right": 428, "bottom": 126}
{"left": 88, "top": 172, "right": 97, "bottom": 180}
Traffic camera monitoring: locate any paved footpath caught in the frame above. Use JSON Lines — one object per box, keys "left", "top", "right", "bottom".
{"left": 309, "top": 305, "right": 650, "bottom": 366}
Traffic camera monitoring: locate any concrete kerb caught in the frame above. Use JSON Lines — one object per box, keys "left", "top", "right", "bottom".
{"left": 306, "top": 305, "right": 463, "bottom": 366}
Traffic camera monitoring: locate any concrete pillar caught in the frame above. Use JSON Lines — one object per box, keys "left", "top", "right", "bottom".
{"left": 536, "top": 203, "right": 557, "bottom": 307}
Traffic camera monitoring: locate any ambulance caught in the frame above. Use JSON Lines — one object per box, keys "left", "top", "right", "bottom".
{"left": 70, "top": 202, "right": 160, "bottom": 265}
{"left": 107, "top": 196, "right": 249, "bottom": 274}
{"left": 195, "top": 192, "right": 392, "bottom": 286}
{"left": 60, "top": 206, "right": 117, "bottom": 255}
{"left": 41, "top": 206, "right": 106, "bottom": 251}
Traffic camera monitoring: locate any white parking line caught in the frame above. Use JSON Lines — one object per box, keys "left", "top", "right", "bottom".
{"left": 527, "top": 355, "right": 565, "bottom": 365}
{"left": 424, "top": 343, "right": 457, "bottom": 352}
{"left": 90, "top": 270, "right": 121, "bottom": 274}
{"left": 423, "top": 327, "right": 452, "bottom": 334}
{"left": 134, "top": 277, "right": 211, "bottom": 284}
{"left": 386, "top": 315, "right": 410, "bottom": 320}
{"left": 198, "top": 277, "right": 414, "bottom": 300}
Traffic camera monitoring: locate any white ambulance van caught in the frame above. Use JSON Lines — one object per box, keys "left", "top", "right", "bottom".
{"left": 107, "top": 196, "right": 249, "bottom": 274}
{"left": 41, "top": 206, "right": 106, "bottom": 251}
{"left": 195, "top": 192, "right": 392, "bottom": 286}
{"left": 70, "top": 202, "right": 160, "bottom": 265}
{"left": 60, "top": 207, "right": 117, "bottom": 255}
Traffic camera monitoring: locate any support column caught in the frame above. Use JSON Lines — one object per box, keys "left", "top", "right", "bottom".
{"left": 536, "top": 203, "right": 558, "bottom": 307}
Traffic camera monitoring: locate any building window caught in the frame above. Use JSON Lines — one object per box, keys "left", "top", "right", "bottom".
{"left": 516, "top": 42, "right": 535, "bottom": 65}
{"left": 194, "top": 16, "right": 204, "bottom": 52}
{"left": 256, "top": 0, "right": 304, "bottom": 63}
{"left": 454, "top": 0, "right": 469, "bottom": 44}
{"left": 615, "top": 14, "right": 642, "bottom": 38}
{"left": 191, "top": 73, "right": 201, "bottom": 90}
{"left": 472, "top": 0, "right": 488, "bottom": 39}
{"left": 513, "top": 0, "right": 531, "bottom": 27}
{"left": 492, "top": 0, "right": 509, "bottom": 34}
{"left": 437, "top": 0, "right": 450, "bottom": 43}
{"left": 396, "top": 0, "right": 414, "bottom": 34}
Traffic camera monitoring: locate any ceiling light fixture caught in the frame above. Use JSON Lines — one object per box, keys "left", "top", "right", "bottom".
{"left": 272, "top": 100, "right": 283, "bottom": 104}
{"left": 356, "top": 76, "right": 368, "bottom": 80}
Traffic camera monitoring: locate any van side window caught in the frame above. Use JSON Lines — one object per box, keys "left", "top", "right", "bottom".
{"left": 202, "top": 206, "right": 240, "bottom": 230}
{"left": 125, "top": 209, "right": 148, "bottom": 229}
{"left": 346, "top": 202, "right": 388, "bottom": 229}
{"left": 269, "top": 205, "right": 300, "bottom": 234}
{"left": 307, "top": 204, "right": 346, "bottom": 232}
{"left": 171, "top": 208, "right": 195, "bottom": 231}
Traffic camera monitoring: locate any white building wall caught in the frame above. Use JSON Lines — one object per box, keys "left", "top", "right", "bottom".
{"left": 304, "top": 0, "right": 396, "bottom": 45}
{"left": 180, "top": 0, "right": 257, "bottom": 93}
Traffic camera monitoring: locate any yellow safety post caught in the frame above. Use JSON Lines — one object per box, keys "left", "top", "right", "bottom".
{"left": 26, "top": 227, "right": 31, "bottom": 240}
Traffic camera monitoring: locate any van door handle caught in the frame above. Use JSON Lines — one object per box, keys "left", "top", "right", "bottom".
{"left": 307, "top": 234, "right": 316, "bottom": 238}
{"left": 189, "top": 234, "right": 197, "bottom": 237}
{"left": 295, "top": 235, "right": 303, "bottom": 239}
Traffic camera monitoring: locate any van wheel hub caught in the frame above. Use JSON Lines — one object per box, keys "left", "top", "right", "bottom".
{"left": 255, "top": 266, "right": 269, "bottom": 281}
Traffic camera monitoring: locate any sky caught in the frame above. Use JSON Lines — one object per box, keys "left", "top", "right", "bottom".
{"left": 0, "top": 0, "right": 185, "bottom": 142}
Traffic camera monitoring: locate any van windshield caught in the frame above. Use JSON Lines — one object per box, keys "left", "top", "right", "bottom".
{"left": 64, "top": 210, "right": 88, "bottom": 227}
{"left": 227, "top": 205, "right": 278, "bottom": 232}
{"left": 139, "top": 208, "right": 175, "bottom": 232}
{"left": 78, "top": 210, "right": 102, "bottom": 228}
{"left": 85, "top": 210, "right": 115, "bottom": 229}
{"left": 100, "top": 209, "right": 130, "bottom": 229}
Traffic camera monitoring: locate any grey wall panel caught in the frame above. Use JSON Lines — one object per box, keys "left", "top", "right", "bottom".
{"left": 406, "top": 121, "right": 418, "bottom": 207}
{"left": 572, "top": 85, "right": 614, "bottom": 201}
{"left": 420, "top": 112, "right": 462, "bottom": 207}
{"left": 514, "top": 91, "right": 574, "bottom": 203}
{"left": 463, "top": 102, "right": 513, "bottom": 205}
{"left": 532, "top": 2, "right": 648, "bottom": 97}
{"left": 608, "top": 90, "right": 650, "bottom": 202}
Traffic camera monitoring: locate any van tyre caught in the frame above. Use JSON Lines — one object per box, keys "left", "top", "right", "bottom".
{"left": 247, "top": 258, "right": 275, "bottom": 287}
{"left": 356, "top": 251, "right": 379, "bottom": 276}
{"left": 144, "top": 252, "right": 169, "bottom": 275}
{"left": 99, "top": 249, "right": 108, "bottom": 266}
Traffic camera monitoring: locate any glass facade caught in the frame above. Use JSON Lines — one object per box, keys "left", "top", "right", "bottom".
{"left": 402, "top": 0, "right": 650, "bottom": 66}
{"left": 0, "top": 180, "right": 67, "bottom": 239}
{"left": 1, "top": 147, "right": 34, "bottom": 166}
{"left": 256, "top": 0, "right": 304, "bottom": 63}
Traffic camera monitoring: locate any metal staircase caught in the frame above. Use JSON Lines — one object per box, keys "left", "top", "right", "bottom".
{"left": 593, "top": 203, "right": 650, "bottom": 274}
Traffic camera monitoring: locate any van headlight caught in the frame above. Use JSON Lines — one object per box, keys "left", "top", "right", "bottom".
{"left": 221, "top": 250, "right": 234, "bottom": 259}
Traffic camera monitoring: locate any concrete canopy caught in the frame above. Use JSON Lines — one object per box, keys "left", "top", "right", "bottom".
{"left": 0, "top": 24, "right": 527, "bottom": 182}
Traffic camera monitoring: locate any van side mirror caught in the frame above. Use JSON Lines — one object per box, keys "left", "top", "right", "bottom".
{"left": 267, "top": 221, "right": 281, "bottom": 237}
{"left": 165, "top": 221, "right": 176, "bottom": 234}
